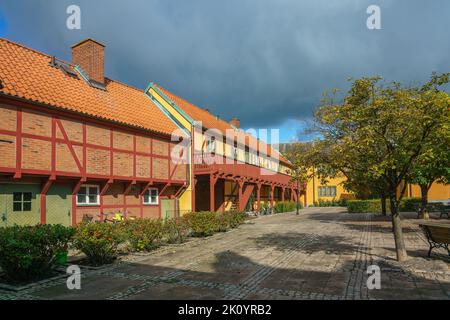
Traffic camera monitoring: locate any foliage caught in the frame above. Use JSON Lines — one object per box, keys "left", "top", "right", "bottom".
{"left": 227, "top": 211, "right": 246, "bottom": 228}
{"left": 347, "top": 200, "right": 382, "bottom": 214}
{"left": 163, "top": 218, "right": 190, "bottom": 244}
{"left": 398, "top": 198, "right": 422, "bottom": 212}
{"left": 310, "top": 73, "right": 450, "bottom": 261}
{"left": 314, "top": 198, "right": 347, "bottom": 207}
{"left": 347, "top": 198, "right": 422, "bottom": 214}
{"left": 183, "top": 211, "right": 246, "bottom": 237}
{"left": 274, "top": 201, "right": 299, "bottom": 213}
{"left": 123, "top": 219, "right": 164, "bottom": 252}
{"left": 72, "top": 222, "right": 125, "bottom": 266}
{"left": 285, "top": 143, "right": 315, "bottom": 186}
{"left": 183, "top": 211, "right": 218, "bottom": 237}
{"left": 0, "top": 224, "right": 75, "bottom": 282}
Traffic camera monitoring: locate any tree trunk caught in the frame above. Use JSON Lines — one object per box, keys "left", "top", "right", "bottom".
{"left": 390, "top": 194, "right": 408, "bottom": 262}
{"left": 419, "top": 184, "right": 429, "bottom": 220}
{"left": 380, "top": 191, "right": 387, "bottom": 216}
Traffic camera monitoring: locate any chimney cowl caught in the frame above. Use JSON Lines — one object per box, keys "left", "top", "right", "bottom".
{"left": 230, "top": 117, "right": 240, "bottom": 129}
{"left": 72, "top": 38, "right": 105, "bottom": 85}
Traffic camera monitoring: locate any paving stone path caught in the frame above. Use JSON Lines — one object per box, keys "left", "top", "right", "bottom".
{"left": 1, "top": 207, "right": 449, "bottom": 300}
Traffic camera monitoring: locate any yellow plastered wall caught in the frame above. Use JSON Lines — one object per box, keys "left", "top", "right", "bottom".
{"left": 406, "top": 183, "right": 450, "bottom": 201}
{"left": 147, "top": 87, "right": 193, "bottom": 215}
{"left": 306, "top": 172, "right": 353, "bottom": 206}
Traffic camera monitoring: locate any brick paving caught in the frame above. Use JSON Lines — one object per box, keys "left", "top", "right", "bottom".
{"left": 1, "top": 207, "right": 449, "bottom": 300}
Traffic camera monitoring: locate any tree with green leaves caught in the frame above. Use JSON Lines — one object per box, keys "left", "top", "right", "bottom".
{"left": 311, "top": 73, "right": 450, "bottom": 261}
{"left": 285, "top": 142, "right": 314, "bottom": 214}
{"left": 407, "top": 111, "right": 450, "bottom": 218}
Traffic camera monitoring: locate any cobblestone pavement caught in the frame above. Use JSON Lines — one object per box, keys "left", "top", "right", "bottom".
{"left": 1, "top": 207, "right": 449, "bottom": 300}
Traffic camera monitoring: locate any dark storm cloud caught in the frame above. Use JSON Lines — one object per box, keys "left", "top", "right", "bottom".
{"left": 1, "top": 0, "right": 449, "bottom": 128}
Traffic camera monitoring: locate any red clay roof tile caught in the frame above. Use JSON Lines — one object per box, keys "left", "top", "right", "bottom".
{"left": 0, "top": 37, "right": 177, "bottom": 136}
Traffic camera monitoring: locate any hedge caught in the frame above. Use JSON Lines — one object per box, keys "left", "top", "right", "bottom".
{"left": 274, "top": 201, "right": 300, "bottom": 213}
{"left": 183, "top": 211, "right": 247, "bottom": 237}
{"left": 314, "top": 199, "right": 348, "bottom": 207}
{"left": 347, "top": 198, "right": 422, "bottom": 214}
{"left": 0, "top": 210, "right": 249, "bottom": 280}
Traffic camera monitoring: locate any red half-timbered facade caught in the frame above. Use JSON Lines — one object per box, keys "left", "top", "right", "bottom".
{"left": 0, "top": 38, "right": 187, "bottom": 226}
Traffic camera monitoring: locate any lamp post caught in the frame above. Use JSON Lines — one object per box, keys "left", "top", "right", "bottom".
{"left": 296, "top": 179, "right": 300, "bottom": 215}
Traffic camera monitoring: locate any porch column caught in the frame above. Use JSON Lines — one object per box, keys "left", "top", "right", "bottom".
{"left": 270, "top": 184, "right": 275, "bottom": 209}
{"left": 281, "top": 187, "right": 285, "bottom": 202}
{"left": 256, "top": 182, "right": 262, "bottom": 211}
{"left": 237, "top": 179, "right": 243, "bottom": 211}
{"left": 210, "top": 174, "right": 217, "bottom": 212}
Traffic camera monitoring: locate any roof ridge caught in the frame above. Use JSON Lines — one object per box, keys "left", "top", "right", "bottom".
{"left": 155, "top": 83, "right": 234, "bottom": 128}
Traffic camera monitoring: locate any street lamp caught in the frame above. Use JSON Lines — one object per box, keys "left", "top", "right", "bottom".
{"left": 296, "top": 178, "right": 300, "bottom": 215}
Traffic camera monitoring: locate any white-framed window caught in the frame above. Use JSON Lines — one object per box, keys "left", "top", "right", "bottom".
{"left": 143, "top": 188, "right": 159, "bottom": 205}
{"left": 206, "top": 136, "right": 216, "bottom": 153}
{"left": 13, "top": 192, "right": 32, "bottom": 212}
{"left": 318, "top": 186, "right": 337, "bottom": 197}
{"left": 76, "top": 184, "right": 100, "bottom": 205}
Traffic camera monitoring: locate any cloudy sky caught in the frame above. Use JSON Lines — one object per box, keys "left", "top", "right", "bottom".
{"left": 0, "top": 0, "right": 449, "bottom": 142}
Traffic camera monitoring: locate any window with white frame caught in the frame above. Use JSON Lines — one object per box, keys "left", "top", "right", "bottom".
{"left": 143, "top": 188, "right": 159, "bottom": 205}
{"left": 13, "top": 192, "right": 32, "bottom": 212}
{"left": 206, "top": 136, "right": 216, "bottom": 153}
{"left": 76, "top": 185, "right": 100, "bottom": 205}
{"left": 318, "top": 186, "right": 337, "bottom": 197}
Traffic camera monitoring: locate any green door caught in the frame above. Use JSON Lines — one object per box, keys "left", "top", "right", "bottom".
{"left": 0, "top": 183, "right": 41, "bottom": 227}
{"left": 161, "top": 198, "right": 175, "bottom": 220}
{"left": 46, "top": 184, "right": 72, "bottom": 226}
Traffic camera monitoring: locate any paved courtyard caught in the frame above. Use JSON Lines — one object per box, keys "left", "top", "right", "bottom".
{"left": 1, "top": 207, "right": 449, "bottom": 300}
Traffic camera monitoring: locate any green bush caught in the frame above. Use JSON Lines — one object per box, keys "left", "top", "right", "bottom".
{"left": 399, "top": 198, "right": 422, "bottom": 212}
{"left": 347, "top": 199, "right": 381, "bottom": 213}
{"left": 228, "top": 211, "right": 246, "bottom": 228}
{"left": 163, "top": 218, "right": 189, "bottom": 244}
{"left": 183, "top": 211, "right": 247, "bottom": 237}
{"left": 347, "top": 197, "right": 423, "bottom": 214}
{"left": 274, "top": 201, "right": 300, "bottom": 213}
{"left": 314, "top": 199, "right": 347, "bottom": 207}
{"left": 0, "top": 224, "right": 75, "bottom": 282}
{"left": 215, "top": 212, "right": 230, "bottom": 232}
{"left": 184, "top": 211, "right": 217, "bottom": 237}
{"left": 72, "top": 222, "right": 125, "bottom": 266}
{"left": 123, "top": 219, "right": 164, "bottom": 252}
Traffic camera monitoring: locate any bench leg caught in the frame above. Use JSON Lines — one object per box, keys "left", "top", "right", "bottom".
{"left": 428, "top": 244, "right": 433, "bottom": 258}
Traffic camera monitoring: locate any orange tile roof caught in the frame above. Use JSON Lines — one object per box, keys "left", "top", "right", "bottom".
{"left": 155, "top": 84, "right": 291, "bottom": 166}
{"left": 0, "top": 37, "right": 178, "bottom": 136}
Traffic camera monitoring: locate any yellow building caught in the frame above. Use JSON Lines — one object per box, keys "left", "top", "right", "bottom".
{"left": 305, "top": 170, "right": 449, "bottom": 207}
{"left": 305, "top": 171, "right": 354, "bottom": 206}
{"left": 405, "top": 183, "right": 450, "bottom": 201}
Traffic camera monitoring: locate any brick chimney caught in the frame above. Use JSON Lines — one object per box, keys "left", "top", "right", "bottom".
{"left": 230, "top": 117, "right": 240, "bottom": 129}
{"left": 72, "top": 39, "right": 105, "bottom": 84}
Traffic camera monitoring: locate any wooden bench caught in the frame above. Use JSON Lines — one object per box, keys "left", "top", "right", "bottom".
{"left": 419, "top": 222, "right": 450, "bottom": 258}
{"left": 415, "top": 203, "right": 450, "bottom": 219}
{"left": 434, "top": 203, "right": 450, "bottom": 219}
